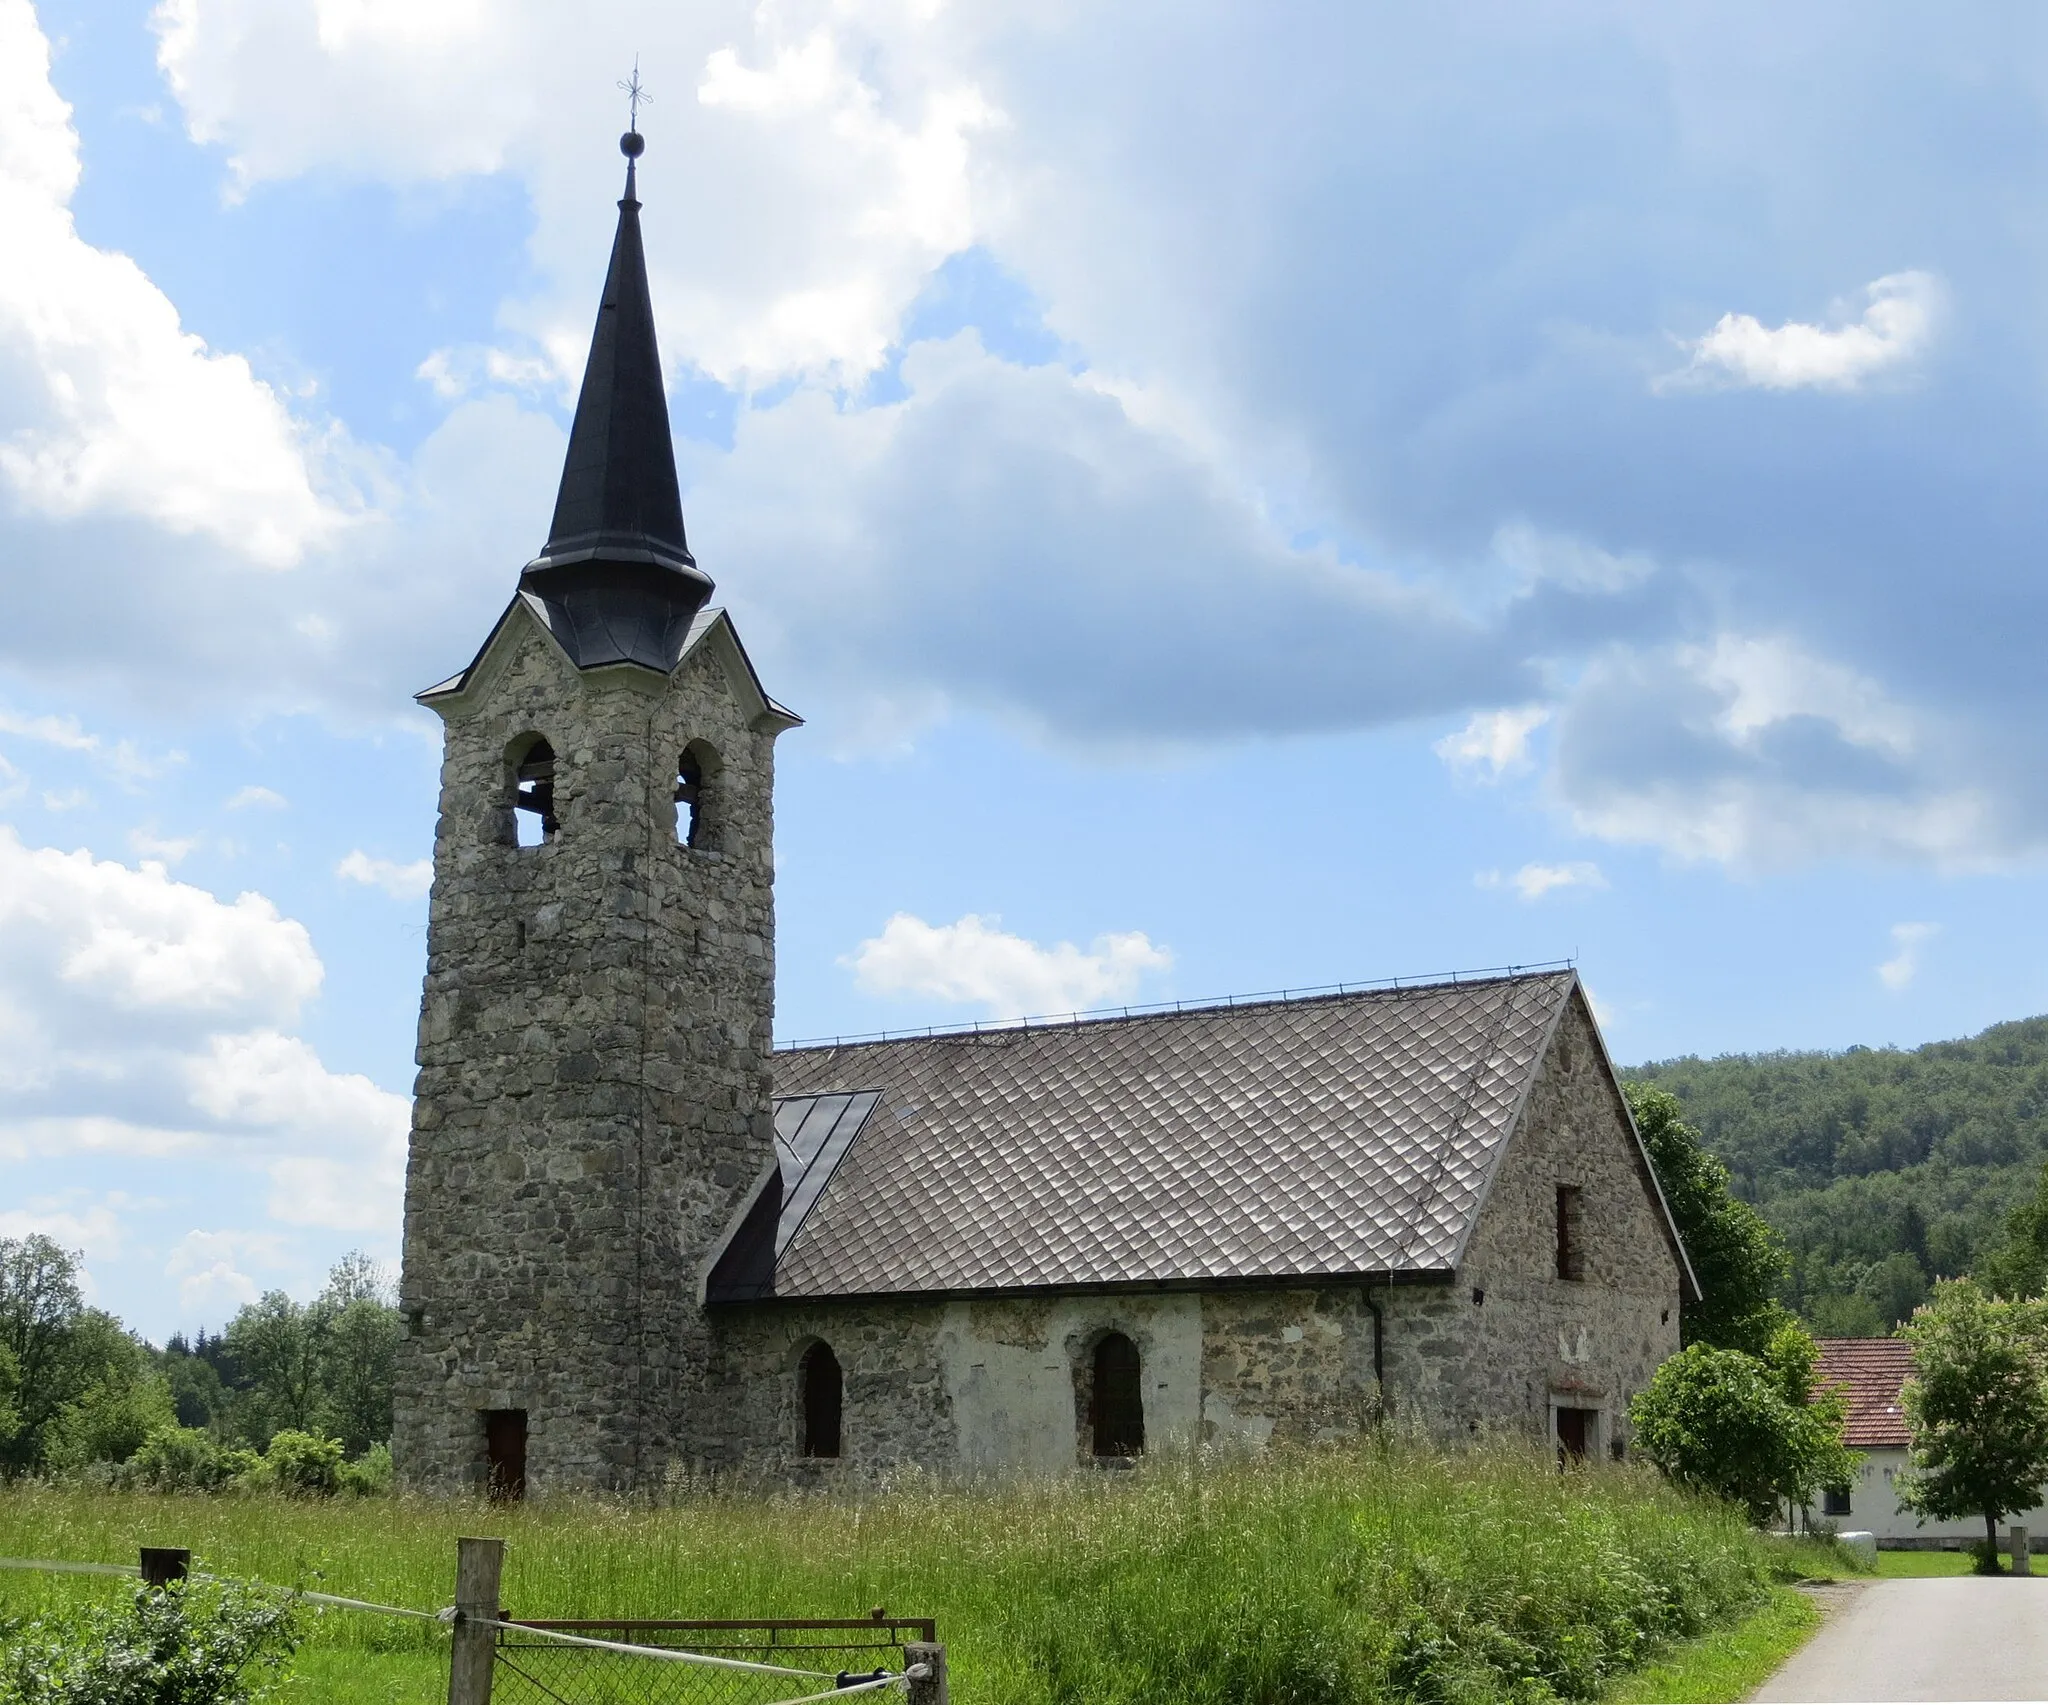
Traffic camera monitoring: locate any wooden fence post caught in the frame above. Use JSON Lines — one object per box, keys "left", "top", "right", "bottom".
{"left": 447, "top": 1537, "right": 504, "bottom": 1705}
{"left": 904, "top": 1640, "right": 948, "bottom": 1705}
{"left": 138, "top": 1548, "right": 189, "bottom": 1588}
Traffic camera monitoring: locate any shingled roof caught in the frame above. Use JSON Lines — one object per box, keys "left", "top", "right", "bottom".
{"left": 708, "top": 969, "right": 1658, "bottom": 1303}
{"left": 1814, "top": 1337, "right": 1912, "bottom": 1447}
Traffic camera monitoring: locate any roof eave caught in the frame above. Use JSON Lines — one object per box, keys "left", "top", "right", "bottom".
{"left": 708, "top": 1265, "right": 1459, "bottom": 1309}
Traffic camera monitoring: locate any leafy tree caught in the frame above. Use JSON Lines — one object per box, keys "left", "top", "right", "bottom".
{"left": 222, "top": 1294, "right": 326, "bottom": 1443}
{"left": 0, "top": 1342, "right": 19, "bottom": 1452}
{"left": 1630, "top": 1323, "right": 1856, "bottom": 1524}
{"left": 1896, "top": 1278, "right": 2048, "bottom": 1565}
{"left": 161, "top": 1340, "right": 232, "bottom": 1433}
{"left": 212, "top": 1254, "right": 398, "bottom": 1457}
{"left": 1625, "top": 1084, "right": 1793, "bottom": 1354}
{"left": 321, "top": 1299, "right": 397, "bottom": 1458}
{"left": 0, "top": 1236, "right": 85, "bottom": 1472}
{"left": 0, "top": 1242, "right": 168, "bottom": 1476}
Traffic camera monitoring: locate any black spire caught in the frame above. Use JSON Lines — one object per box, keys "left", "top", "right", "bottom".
{"left": 520, "top": 128, "right": 714, "bottom": 671}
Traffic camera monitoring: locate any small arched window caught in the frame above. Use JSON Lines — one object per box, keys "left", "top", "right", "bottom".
{"left": 799, "top": 1341, "right": 842, "bottom": 1459}
{"left": 675, "top": 741, "right": 722, "bottom": 849}
{"left": 1091, "top": 1332, "right": 1144, "bottom": 1459}
{"left": 511, "top": 737, "right": 558, "bottom": 847}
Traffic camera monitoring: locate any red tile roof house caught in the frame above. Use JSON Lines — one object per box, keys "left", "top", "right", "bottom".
{"left": 1813, "top": 1337, "right": 2048, "bottom": 1547}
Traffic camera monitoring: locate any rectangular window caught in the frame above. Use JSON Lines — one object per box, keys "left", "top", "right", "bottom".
{"left": 1556, "top": 1185, "right": 1585, "bottom": 1281}
{"left": 1823, "top": 1484, "right": 1851, "bottom": 1516}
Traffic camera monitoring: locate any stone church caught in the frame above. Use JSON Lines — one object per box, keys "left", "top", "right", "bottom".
{"left": 391, "top": 132, "right": 1696, "bottom": 1496}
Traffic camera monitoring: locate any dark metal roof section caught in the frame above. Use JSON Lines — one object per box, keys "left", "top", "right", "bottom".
{"left": 709, "top": 970, "right": 1600, "bottom": 1303}
{"left": 519, "top": 128, "right": 714, "bottom": 672}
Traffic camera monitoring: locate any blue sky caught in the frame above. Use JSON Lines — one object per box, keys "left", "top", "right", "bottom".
{"left": 7, "top": 0, "right": 2048, "bottom": 1340}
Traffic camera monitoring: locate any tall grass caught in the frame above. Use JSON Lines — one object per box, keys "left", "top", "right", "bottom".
{"left": 0, "top": 1439, "right": 1822, "bottom": 1705}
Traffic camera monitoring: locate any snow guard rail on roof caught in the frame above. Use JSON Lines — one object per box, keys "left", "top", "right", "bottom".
{"left": 775, "top": 960, "right": 1578, "bottom": 1052}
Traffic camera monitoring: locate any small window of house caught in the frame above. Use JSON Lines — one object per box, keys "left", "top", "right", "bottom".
{"left": 1091, "top": 1332, "right": 1145, "bottom": 1459}
{"left": 511, "top": 737, "right": 558, "bottom": 847}
{"left": 675, "top": 742, "right": 721, "bottom": 849}
{"left": 1555, "top": 1184, "right": 1585, "bottom": 1281}
{"left": 1823, "top": 1484, "right": 1851, "bottom": 1516}
{"left": 800, "top": 1341, "right": 842, "bottom": 1459}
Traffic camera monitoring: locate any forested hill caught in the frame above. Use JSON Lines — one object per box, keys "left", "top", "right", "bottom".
{"left": 1625, "top": 1015, "right": 2048, "bottom": 1336}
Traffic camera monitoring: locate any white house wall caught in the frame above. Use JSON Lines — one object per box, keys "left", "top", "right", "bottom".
{"left": 1833, "top": 1447, "right": 2048, "bottom": 1545}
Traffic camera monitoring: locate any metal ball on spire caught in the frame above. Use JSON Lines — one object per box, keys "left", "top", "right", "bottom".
{"left": 621, "top": 131, "right": 644, "bottom": 158}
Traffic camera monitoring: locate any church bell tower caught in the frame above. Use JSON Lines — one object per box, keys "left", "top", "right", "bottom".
{"left": 392, "top": 127, "right": 800, "bottom": 1493}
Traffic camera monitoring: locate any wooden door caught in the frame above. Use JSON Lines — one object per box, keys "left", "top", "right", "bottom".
{"left": 1556, "top": 1406, "right": 1591, "bottom": 1465}
{"left": 484, "top": 1408, "right": 527, "bottom": 1500}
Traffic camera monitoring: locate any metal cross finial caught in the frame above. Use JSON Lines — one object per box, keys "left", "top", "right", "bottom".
{"left": 619, "top": 58, "right": 651, "bottom": 131}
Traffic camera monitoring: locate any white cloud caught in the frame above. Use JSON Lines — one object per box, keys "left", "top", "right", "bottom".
{"left": 0, "top": 0, "right": 349, "bottom": 562}
{"left": 1878, "top": 922, "right": 1937, "bottom": 992}
{"left": 187, "top": 1031, "right": 408, "bottom": 1226}
{"left": 165, "top": 1228, "right": 286, "bottom": 1318}
{"left": 1436, "top": 705, "right": 1551, "bottom": 781}
{"left": 1552, "top": 633, "right": 1998, "bottom": 868}
{"left": 336, "top": 848, "right": 433, "bottom": 899}
{"left": 1667, "top": 271, "right": 1940, "bottom": 392}
{"left": 153, "top": 0, "right": 997, "bottom": 389}
{"left": 845, "top": 911, "right": 1173, "bottom": 1019}
{"left": 0, "top": 707, "right": 171, "bottom": 787}
{"left": 1477, "top": 861, "right": 1608, "bottom": 901}
{"left": 1493, "top": 523, "right": 1654, "bottom": 595}
{"left": 698, "top": 332, "right": 1517, "bottom": 744}
{"left": 225, "top": 785, "right": 287, "bottom": 811}
{"left": 415, "top": 344, "right": 556, "bottom": 402}
{"left": 0, "top": 828, "right": 320, "bottom": 1032}
{"left": 0, "top": 709, "right": 97, "bottom": 752}
{"left": 0, "top": 826, "right": 406, "bottom": 1235}
{"left": 129, "top": 826, "right": 200, "bottom": 865}
{"left": 0, "top": 1196, "right": 124, "bottom": 1257}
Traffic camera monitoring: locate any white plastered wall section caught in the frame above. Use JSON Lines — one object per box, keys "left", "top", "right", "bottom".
{"left": 936, "top": 1293, "right": 1205, "bottom": 1472}
{"left": 1829, "top": 1447, "right": 2048, "bottom": 1545}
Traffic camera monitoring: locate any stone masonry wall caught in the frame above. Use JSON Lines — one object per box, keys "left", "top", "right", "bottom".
{"left": 393, "top": 607, "right": 785, "bottom": 1492}
{"left": 1386, "top": 988, "right": 1684, "bottom": 1453}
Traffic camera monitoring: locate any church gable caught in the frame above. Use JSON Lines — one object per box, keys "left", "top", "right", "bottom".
{"left": 1456, "top": 986, "right": 1695, "bottom": 1301}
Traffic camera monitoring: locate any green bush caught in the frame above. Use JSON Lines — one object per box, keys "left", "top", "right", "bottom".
{"left": 1630, "top": 1328, "right": 1856, "bottom": 1524}
{"left": 0, "top": 1579, "right": 299, "bottom": 1704}
{"left": 128, "top": 1426, "right": 227, "bottom": 1494}
{"left": 216, "top": 1450, "right": 263, "bottom": 1488}
{"left": 337, "top": 1443, "right": 391, "bottom": 1499}
{"left": 257, "top": 1433, "right": 342, "bottom": 1498}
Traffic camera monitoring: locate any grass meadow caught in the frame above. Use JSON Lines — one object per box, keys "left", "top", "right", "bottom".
{"left": 0, "top": 1440, "right": 1855, "bottom": 1705}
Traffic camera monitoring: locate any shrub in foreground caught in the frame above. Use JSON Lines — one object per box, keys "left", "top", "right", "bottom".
{"left": 0, "top": 1579, "right": 299, "bottom": 1705}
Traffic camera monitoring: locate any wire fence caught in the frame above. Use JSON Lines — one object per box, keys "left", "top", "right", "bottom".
{"left": 1, "top": 1553, "right": 943, "bottom": 1705}
{"left": 490, "top": 1618, "right": 931, "bottom": 1705}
